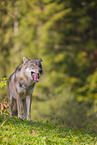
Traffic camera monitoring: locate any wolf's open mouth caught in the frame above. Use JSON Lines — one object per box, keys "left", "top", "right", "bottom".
{"left": 31, "top": 72, "right": 39, "bottom": 82}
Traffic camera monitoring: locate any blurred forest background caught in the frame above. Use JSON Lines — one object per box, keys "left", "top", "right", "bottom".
{"left": 0, "top": 0, "right": 97, "bottom": 130}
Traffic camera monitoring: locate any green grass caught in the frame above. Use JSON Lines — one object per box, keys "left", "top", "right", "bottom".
{"left": 0, "top": 115, "right": 97, "bottom": 145}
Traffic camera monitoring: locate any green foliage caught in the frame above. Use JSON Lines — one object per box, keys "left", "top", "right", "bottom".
{"left": 0, "top": 115, "right": 97, "bottom": 145}
{"left": 0, "top": 78, "right": 8, "bottom": 88}
{"left": 0, "top": 0, "right": 97, "bottom": 130}
{"left": 32, "top": 89, "right": 97, "bottom": 130}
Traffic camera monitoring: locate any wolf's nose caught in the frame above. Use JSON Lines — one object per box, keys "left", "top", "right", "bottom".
{"left": 39, "top": 69, "right": 43, "bottom": 74}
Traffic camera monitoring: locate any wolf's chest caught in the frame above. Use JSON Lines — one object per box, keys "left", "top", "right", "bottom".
{"left": 16, "top": 83, "right": 34, "bottom": 97}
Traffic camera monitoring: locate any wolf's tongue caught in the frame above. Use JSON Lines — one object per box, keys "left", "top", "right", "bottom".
{"left": 33, "top": 73, "right": 39, "bottom": 82}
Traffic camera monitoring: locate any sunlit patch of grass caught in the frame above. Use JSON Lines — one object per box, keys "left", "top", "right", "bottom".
{"left": 0, "top": 115, "right": 97, "bottom": 145}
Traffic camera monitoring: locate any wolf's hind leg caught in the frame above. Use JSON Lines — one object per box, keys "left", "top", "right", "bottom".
{"left": 16, "top": 94, "right": 22, "bottom": 119}
{"left": 9, "top": 96, "right": 13, "bottom": 117}
{"left": 12, "top": 99, "right": 17, "bottom": 116}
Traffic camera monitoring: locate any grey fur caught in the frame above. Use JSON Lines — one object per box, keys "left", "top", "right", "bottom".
{"left": 8, "top": 57, "right": 43, "bottom": 120}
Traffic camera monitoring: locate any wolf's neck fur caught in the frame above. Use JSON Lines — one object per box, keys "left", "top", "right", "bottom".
{"left": 16, "top": 69, "right": 34, "bottom": 87}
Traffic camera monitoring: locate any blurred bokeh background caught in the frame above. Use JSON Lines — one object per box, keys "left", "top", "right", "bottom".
{"left": 0, "top": 0, "right": 97, "bottom": 130}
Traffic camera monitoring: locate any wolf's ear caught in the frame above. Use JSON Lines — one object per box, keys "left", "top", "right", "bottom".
{"left": 38, "top": 58, "right": 43, "bottom": 62}
{"left": 23, "top": 56, "right": 28, "bottom": 63}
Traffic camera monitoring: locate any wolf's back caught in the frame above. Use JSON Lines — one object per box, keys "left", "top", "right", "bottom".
{"left": 8, "top": 72, "right": 16, "bottom": 99}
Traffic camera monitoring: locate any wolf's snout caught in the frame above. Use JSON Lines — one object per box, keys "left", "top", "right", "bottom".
{"left": 39, "top": 69, "right": 43, "bottom": 74}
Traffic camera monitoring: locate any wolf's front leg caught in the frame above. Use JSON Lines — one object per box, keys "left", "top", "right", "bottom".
{"left": 26, "top": 95, "right": 32, "bottom": 121}
{"left": 16, "top": 94, "right": 22, "bottom": 119}
{"left": 22, "top": 98, "right": 26, "bottom": 120}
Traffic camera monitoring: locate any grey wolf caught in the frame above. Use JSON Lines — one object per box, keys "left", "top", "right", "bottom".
{"left": 8, "top": 57, "right": 43, "bottom": 120}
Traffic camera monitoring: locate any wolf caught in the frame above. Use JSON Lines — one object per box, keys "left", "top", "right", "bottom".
{"left": 8, "top": 57, "right": 43, "bottom": 120}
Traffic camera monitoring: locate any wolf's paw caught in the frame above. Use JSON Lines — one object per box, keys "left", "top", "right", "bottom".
{"left": 23, "top": 116, "right": 26, "bottom": 120}
{"left": 27, "top": 115, "right": 31, "bottom": 121}
{"left": 18, "top": 115, "right": 22, "bottom": 119}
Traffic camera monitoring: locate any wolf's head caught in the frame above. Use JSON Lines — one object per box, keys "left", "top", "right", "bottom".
{"left": 22, "top": 56, "right": 43, "bottom": 83}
